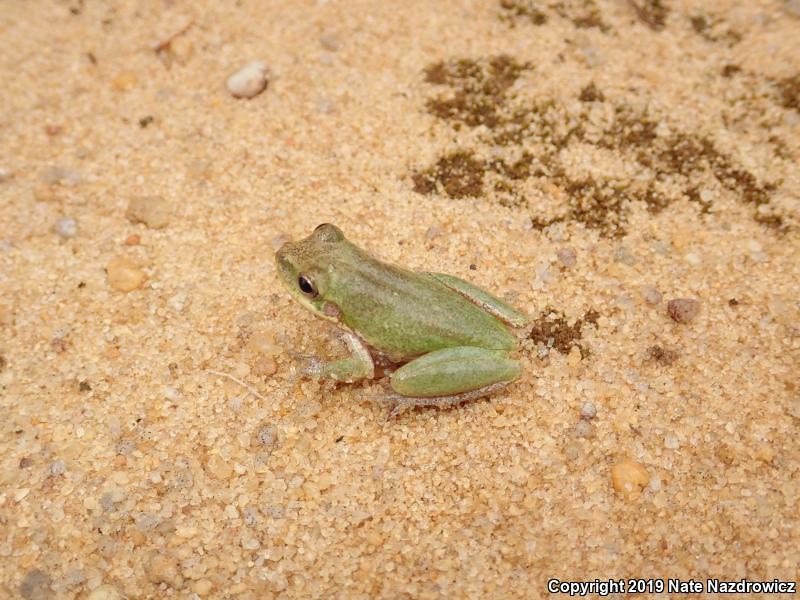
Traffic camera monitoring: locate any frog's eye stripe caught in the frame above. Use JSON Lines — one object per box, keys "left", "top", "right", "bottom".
{"left": 298, "top": 274, "right": 318, "bottom": 298}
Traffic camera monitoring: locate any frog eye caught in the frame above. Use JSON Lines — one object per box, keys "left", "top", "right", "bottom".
{"left": 297, "top": 274, "right": 318, "bottom": 298}
{"left": 314, "top": 223, "right": 331, "bottom": 231}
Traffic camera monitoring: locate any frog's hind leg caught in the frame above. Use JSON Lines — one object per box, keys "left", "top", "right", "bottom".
{"left": 385, "top": 346, "right": 523, "bottom": 418}
{"left": 426, "top": 272, "right": 528, "bottom": 327}
{"left": 384, "top": 382, "right": 511, "bottom": 419}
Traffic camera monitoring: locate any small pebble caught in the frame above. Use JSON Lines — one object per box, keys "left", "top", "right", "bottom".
{"left": 580, "top": 402, "right": 597, "bottom": 420}
{"left": 48, "top": 459, "right": 66, "bottom": 476}
{"left": 33, "top": 184, "right": 60, "bottom": 203}
{"left": 755, "top": 444, "right": 775, "bottom": 463}
{"left": 19, "top": 569, "right": 52, "bottom": 600}
{"left": 664, "top": 434, "right": 680, "bottom": 449}
{"left": 168, "top": 292, "right": 188, "bottom": 312}
{"left": 566, "top": 346, "right": 582, "bottom": 367}
{"left": 206, "top": 454, "right": 232, "bottom": 480}
{"left": 315, "top": 97, "right": 335, "bottom": 114}
{"left": 557, "top": 247, "right": 576, "bottom": 268}
{"left": 611, "top": 459, "right": 650, "bottom": 499}
{"left": 572, "top": 420, "right": 593, "bottom": 438}
{"left": 642, "top": 285, "right": 662, "bottom": 305}
{"left": 425, "top": 226, "right": 443, "bottom": 240}
{"left": 146, "top": 552, "right": 183, "bottom": 589}
{"left": 0, "top": 166, "right": 10, "bottom": 182}
{"left": 86, "top": 584, "right": 125, "bottom": 600}
{"left": 40, "top": 165, "right": 72, "bottom": 185}
{"left": 746, "top": 239, "right": 762, "bottom": 253}
{"left": 107, "top": 256, "right": 145, "bottom": 292}
{"left": 126, "top": 195, "right": 170, "bottom": 229}
{"left": 667, "top": 298, "right": 700, "bottom": 323}
{"left": 256, "top": 424, "right": 278, "bottom": 447}
{"left": 226, "top": 61, "right": 269, "bottom": 99}
{"left": 193, "top": 580, "right": 214, "bottom": 595}
{"left": 319, "top": 30, "right": 340, "bottom": 51}
{"left": 684, "top": 252, "right": 702, "bottom": 266}
{"left": 253, "top": 355, "right": 277, "bottom": 377}
{"left": 786, "top": 397, "right": 800, "bottom": 419}
{"left": 613, "top": 246, "right": 636, "bottom": 266}
{"left": 54, "top": 216, "right": 77, "bottom": 238}
{"left": 124, "top": 233, "right": 140, "bottom": 246}
{"left": 169, "top": 36, "right": 194, "bottom": 64}
{"left": 112, "top": 70, "right": 138, "bottom": 91}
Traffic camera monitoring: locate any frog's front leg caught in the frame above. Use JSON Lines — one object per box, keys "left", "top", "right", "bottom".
{"left": 386, "top": 346, "right": 522, "bottom": 417}
{"left": 302, "top": 330, "right": 375, "bottom": 383}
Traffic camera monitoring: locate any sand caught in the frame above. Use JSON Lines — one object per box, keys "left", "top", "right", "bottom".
{"left": 1, "top": 0, "right": 799, "bottom": 598}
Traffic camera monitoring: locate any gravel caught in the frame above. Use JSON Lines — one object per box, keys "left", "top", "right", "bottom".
{"left": 226, "top": 61, "right": 269, "bottom": 99}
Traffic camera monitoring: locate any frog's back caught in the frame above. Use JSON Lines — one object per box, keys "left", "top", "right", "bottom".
{"left": 329, "top": 250, "right": 517, "bottom": 360}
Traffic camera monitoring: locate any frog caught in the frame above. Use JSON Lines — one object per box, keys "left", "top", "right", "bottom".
{"left": 275, "top": 223, "right": 529, "bottom": 417}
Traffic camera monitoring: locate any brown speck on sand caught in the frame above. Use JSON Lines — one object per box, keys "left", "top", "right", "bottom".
{"left": 647, "top": 344, "right": 679, "bottom": 365}
{"left": 667, "top": 298, "right": 701, "bottom": 323}
{"left": 628, "top": 0, "right": 668, "bottom": 31}
{"left": 578, "top": 82, "right": 605, "bottom": 103}
{"left": 776, "top": 73, "right": 800, "bottom": 111}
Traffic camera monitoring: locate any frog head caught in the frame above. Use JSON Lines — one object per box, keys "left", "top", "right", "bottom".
{"left": 275, "top": 223, "right": 347, "bottom": 321}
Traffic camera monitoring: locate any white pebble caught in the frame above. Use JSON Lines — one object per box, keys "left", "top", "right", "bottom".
{"left": 557, "top": 247, "right": 577, "bottom": 268}
{"left": 168, "top": 292, "right": 188, "bottom": 312}
{"left": 642, "top": 285, "right": 662, "bottom": 305}
{"left": 163, "top": 386, "right": 181, "bottom": 402}
{"left": 746, "top": 239, "right": 762, "bottom": 253}
{"left": 684, "top": 252, "right": 702, "bottom": 266}
{"left": 49, "top": 460, "right": 66, "bottom": 476}
{"left": 580, "top": 402, "right": 597, "bottom": 420}
{"left": 55, "top": 216, "right": 77, "bottom": 238}
{"left": 227, "top": 61, "right": 269, "bottom": 99}
{"left": 664, "top": 434, "right": 679, "bottom": 449}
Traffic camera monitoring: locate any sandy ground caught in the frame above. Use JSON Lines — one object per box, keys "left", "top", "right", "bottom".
{"left": 1, "top": 0, "right": 799, "bottom": 598}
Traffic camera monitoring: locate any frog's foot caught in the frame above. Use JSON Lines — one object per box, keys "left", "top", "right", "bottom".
{"left": 383, "top": 382, "right": 510, "bottom": 419}
{"left": 286, "top": 350, "right": 324, "bottom": 378}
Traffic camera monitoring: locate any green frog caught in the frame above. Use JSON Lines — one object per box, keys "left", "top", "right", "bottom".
{"left": 275, "top": 224, "right": 529, "bottom": 417}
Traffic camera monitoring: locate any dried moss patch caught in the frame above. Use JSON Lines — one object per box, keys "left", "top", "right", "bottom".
{"left": 412, "top": 151, "right": 486, "bottom": 198}
{"left": 414, "top": 58, "right": 784, "bottom": 234}
{"left": 530, "top": 308, "right": 599, "bottom": 357}
{"left": 776, "top": 74, "right": 800, "bottom": 111}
